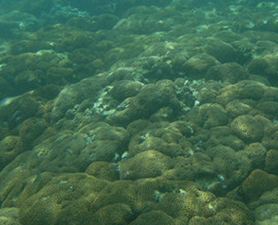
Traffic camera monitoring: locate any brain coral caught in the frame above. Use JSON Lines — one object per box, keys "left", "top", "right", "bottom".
{"left": 231, "top": 115, "right": 265, "bottom": 143}
{"left": 119, "top": 150, "right": 171, "bottom": 180}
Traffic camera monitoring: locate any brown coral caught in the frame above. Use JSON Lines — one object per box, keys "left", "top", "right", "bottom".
{"left": 265, "top": 149, "right": 278, "bottom": 174}
{"left": 230, "top": 115, "right": 265, "bottom": 143}
{"left": 238, "top": 169, "right": 278, "bottom": 202}
{"left": 119, "top": 150, "right": 171, "bottom": 180}
{"left": 200, "top": 197, "right": 254, "bottom": 225}
{"left": 0, "top": 136, "right": 23, "bottom": 170}
{"left": 92, "top": 203, "right": 133, "bottom": 225}
{"left": 130, "top": 210, "right": 175, "bottom": 225}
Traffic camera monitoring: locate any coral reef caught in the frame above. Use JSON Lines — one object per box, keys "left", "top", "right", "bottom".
{"left": 2, "top": 0, "right": 278, "bottom": 224}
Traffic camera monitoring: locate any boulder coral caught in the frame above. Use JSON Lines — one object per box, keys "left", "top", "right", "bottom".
{"left": 119, "top": 150, "right": 171, "bottom": 180}
{"left": 2, "top": 0, "right": 278, "bottom": 224}
{"left": 0, "top": 136, "right": 23, "bottom": 170}
{"left": 231, "top": 115, "right": 266, "bottom": 143}
{"left": 106, "top": 80, "right": 181, "bottom": 126}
